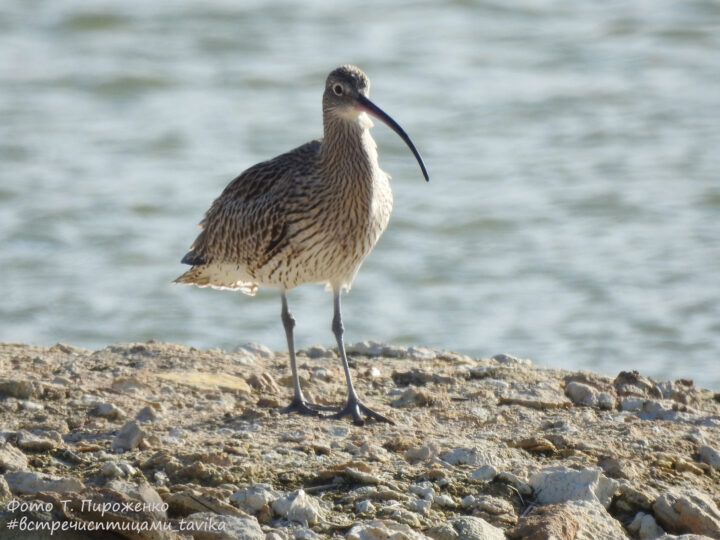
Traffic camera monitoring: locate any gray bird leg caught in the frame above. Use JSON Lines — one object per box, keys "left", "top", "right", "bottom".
{"left": 331, "top": 289, "right": 394, "bottom": 425}
{"left": 279, "top": 291, "right": 333, "bottom": 415}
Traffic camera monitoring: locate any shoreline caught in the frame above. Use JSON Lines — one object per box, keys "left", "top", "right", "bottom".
{"left": 1, "top": 340, "right": 719, "bottom": 539}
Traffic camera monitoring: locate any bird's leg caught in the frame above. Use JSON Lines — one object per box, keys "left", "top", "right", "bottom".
{"left": 279, "top": 292, "right": 334, "bottom": 415}
{"left": 331, "top": 289, "right": 394, "bottom": 426}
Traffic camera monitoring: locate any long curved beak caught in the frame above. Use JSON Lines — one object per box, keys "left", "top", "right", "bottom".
{"left": 356, "top": 94, "right": 429, "bottom": 182}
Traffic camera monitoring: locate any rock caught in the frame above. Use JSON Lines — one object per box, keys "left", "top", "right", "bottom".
{"left": 697, "top": 445, "right": 720, "bottom": 470}
{"left": 230, "top": 483, "right": 280, "bottom": 513}
{"left": 91, "top": 402, "right": 126, "bottom": 420}
{"left": 0, "top": 379, "right": 38, "bottom": 399}
{"left": 653, "top": 489, "right": 720, "bottom": 538}
{"left": 564, "top": 381, "right": 598, "bottom": 407}
{"left": 628, "top": 512, "right": 666, "bottom": 539}
{"left": 529, "top": 466, "right": 618, "bottom": 509}
{"left": 508, "top": 503, "right": 581, "bottom": 540}
{"left": 271, "top": 489, "right": 323, "bottom": 525}
{"left": 102, "top": 461, "right": 125, "bottom": 478}
{"left": 405, "top": 444, "right": 437, "bottom": 462}
{"left": 470, "top": 465, "right": 498, "bottom": 482}
{"left": 356, "top": 499, "right": 375, "bottom": 513}
{"left": 16, "top": 430, "right": 59, "bottom": 451}
{"left": 0, "top": 440, "right": 28, "bottom": 472}
{"left": 112, "top": 420, "right": 145, "bottom": 451}
{"left": 4, "top": 470, "right": 84, "bottom": 494}
{"left": 427, "top": 516, "right": 505, "bottom": 540}
{"left": 136, "top": 405, "right": 159, "bottom": 422}
{"left": 184, "top": 512, "right": 263, "bottom": 540}
{"left": 347, "top": 519, "right": 432, "bottom": 540}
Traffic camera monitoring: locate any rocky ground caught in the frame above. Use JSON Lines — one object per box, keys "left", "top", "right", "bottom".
{"left": 1, "top": 340, "right": 719, "bottom": 540}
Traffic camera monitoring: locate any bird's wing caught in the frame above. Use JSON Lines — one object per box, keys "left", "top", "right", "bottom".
{"left": 181, "top": 140, "right": 321, "bottom": 272}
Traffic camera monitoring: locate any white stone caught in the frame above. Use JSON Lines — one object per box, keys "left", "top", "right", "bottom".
{"left": 230, "top": 483, "right": 279, "bottom": 513}
{"left": 698, "top": 445, "right": 720, "bottom": 470}
{"left": 628, "top": 512, "right": 666, "bottom": 539}
{"left": 470, "top": 465, "right": 498, "bottom": 482}
{"left": 271, "top": 489, "right": 323, "bottom": 525}
{"left": 355, "top": 499, "right": 375, "bottom": 513}
{"left": 529, "top": 466, "right": 619, "bottom": 509}
{"left": 112, "top": 420, "right": 145, "bottom": 451}
{"left": 565, "top": 381, "right": 598, "bottom": 406}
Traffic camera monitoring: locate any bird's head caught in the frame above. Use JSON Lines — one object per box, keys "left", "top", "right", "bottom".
{"left": 322, "top": 65, "right": 429, "bottom": 182}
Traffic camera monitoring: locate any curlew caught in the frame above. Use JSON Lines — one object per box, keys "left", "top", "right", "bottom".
{"left": 175, "top": 65, "right": 428, "bottom": 425}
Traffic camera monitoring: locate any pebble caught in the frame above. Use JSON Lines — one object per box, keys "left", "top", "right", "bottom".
{"left": 434, "top": 494, "right": 456, "bottom": 508}
{"left": 347, "top": 519, "right": 430, "bottom": 540}
{"left": 102, "top": 461, "right": 124, "bottom": 478}
{"left": 407, "top": 498, "right": 432, "bottom": 514}
{"left": 271, "top": 489, "right": 323, "bottom": 525}
{"left": 628, "top": 512, "right": 665, "bottom": 539}
{"left": 409, "top": 481, "right": 435, "bottom": 501}
{"left": 19, "top": 400, "right": 44, "bottom": 411}
{"left": 355, "top": 499, "right": 375, "bottom": 514}
{"left": 697, "top": 444, "right": 720, "bottom": 470}
{"left": 529, "top": 466, "right": 619, "bottom": 509}
{"left": 111, "top": 420, "right": 145, "bottom": 452}
{"left": 230, "top": 483, "right": 279, "bottom": 513}
{"left": 135, "top": 405, "right": 159, "bottom": 422}
{"left": 564, "top": 381, "right": 598, "bottom": 406}
{"left": 91, "top": 402, "right": 126, "bottom": 420}
{"left": 15, "top": 430, "right": 59, "bottom": 452}
{"left": 4, "top": 470, "right": 84, "bottom": 494}
{"left": 0, "top": 379, "right": 37, "bottom": 399}
{"left": 404, "top": 444, "right": 437, "bottom": 462}
{"left": 427, "top": 516, "right": 505, "bottom": 540}
{"left": 184, "top": 512, "right": 264, "bottom": 540}
{"left": 470, "top": 465, "right": 498, "bottom": 483}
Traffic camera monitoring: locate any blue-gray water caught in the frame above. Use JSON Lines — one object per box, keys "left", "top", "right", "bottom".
{"left": 2, "top": 1, "right": 719, "bottom": 389}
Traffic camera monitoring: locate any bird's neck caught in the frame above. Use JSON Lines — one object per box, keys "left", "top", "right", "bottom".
{"left": 319, "top": 113, "right": 379, "bottom": 184}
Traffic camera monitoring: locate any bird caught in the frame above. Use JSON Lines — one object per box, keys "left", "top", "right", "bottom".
{"left": 175, "top": 65, "right": 428, "bottom": 425}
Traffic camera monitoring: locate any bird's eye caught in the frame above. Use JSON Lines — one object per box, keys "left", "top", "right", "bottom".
{"left": 333, "top": 84, "right": 343, "bottom": 96}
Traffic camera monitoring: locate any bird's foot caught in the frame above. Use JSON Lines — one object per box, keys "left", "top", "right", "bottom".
{"left": 280, "top": 396, "right": 336, "bottom": 416}
{"left": 332, "top": 397, "right": 394, "bottom": 426}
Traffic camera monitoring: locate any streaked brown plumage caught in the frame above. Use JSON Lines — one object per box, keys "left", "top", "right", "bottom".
{"left": 175, "top": 65, "right": 428, "bottom": 425}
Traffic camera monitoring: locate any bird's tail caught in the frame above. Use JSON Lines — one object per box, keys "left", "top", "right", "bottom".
{"left": 173, "top": 264, "right": 258, "bottom": 296}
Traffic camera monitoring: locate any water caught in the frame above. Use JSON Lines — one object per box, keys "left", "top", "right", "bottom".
{"left": 2, "top": 1, "right": 719, "bottom": 389}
